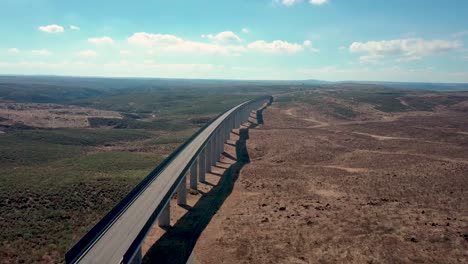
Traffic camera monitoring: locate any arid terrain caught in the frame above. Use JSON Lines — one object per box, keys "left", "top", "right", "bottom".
{"left": 0, "top": 76, "right": 279, "bottom": 263}
{"left": 1, "top": 77, "right": 468, "bottom": 263}
{"left": 181, "top": 88, "right": 468, "bottom": 263}
{"left": 0, "top": 102, "right": 122, "bottom": 129}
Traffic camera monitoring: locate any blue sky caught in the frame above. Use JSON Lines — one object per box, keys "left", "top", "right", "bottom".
{"left": 1, "top": 0, "right": 467, "bottom": 82}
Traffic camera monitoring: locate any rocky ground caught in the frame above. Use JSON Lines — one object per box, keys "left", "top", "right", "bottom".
{"left": 0, "top": 102, "right": 121, "bottom": 129}
{"left": 186, "top": 99, "right": 468, "bottom": 263}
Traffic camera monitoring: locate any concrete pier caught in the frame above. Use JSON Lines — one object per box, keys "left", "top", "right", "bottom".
{"left": 190, "top": 161, "right": 198, "bottom": 190}
{"left": 177, "top": 174, "right": 187, "bottom": 206}
{"left": 158, "top": 202, "right": 170, "bottom": 227}
{"left": 206, "top": 142, "right": 212, "bottom": 173}
{"left": 216, "top": 130, "right": 222, "bottom": 160}
{"left": 211, "top": 135, "right": 217, "bottom": 166}
{"left": 198, "top": 148, "right": 206, "bottom": 182}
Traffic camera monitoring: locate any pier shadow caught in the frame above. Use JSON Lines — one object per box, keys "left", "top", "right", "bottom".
{"left": 142, "top": 107, "right": 266, "bottom": 264}
{"left": 221, "top": 151, "right": 237, "bottom": 161}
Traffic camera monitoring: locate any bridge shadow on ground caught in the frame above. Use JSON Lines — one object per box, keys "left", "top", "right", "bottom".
{"left": 143, "top": 108, "right": 266, "bottom": 264}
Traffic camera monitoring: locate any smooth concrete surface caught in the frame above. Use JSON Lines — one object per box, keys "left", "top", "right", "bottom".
{"left": 190, "top": 161, "right": 198, "bottom": 190}
{"left": 177, "top": 175, "right": 187, "bottom": 206}
{"left": 206, "top": 142, "right": 212, "bottom": 173}
{"left": 198, "top": 148, "right": 206, "bottom": 182}
{"left": 158, "top": 202, "right": 170, "bottom": 227}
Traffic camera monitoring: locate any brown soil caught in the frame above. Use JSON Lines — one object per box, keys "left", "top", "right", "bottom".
{"left": 142, "top": 128, "right": 251, "bottom": 264}
{"left": 0, "top": 102, "right": 121, "bottom": 128}
{"left": 188, "top": 103, "right": 468, "bottom": 263}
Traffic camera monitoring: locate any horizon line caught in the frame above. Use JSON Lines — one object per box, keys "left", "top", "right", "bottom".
{"left": 1, "top": 73, "right": 468, "bottom": 85}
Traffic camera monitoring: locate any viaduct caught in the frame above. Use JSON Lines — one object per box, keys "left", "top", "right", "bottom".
{"left": 65, "top": 96, "right": 272, "bottom": 264}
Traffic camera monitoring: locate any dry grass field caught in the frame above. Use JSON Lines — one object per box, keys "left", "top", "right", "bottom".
{"left": 187, "top": 89, "right": 468, "bottom": 264}
{"left": 0, "top": 102, "right": 122, "bottom": 129}
{"left": 1, "top": 77, "right": 467, "bottom": 263}
{"left": 0, "top": 76, "right": 278, "bottom": 263}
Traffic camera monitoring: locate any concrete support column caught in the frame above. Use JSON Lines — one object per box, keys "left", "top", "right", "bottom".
{"left": 224, "top": 121, "right": 229, "bottom": 142}
{"left": 158, "top": 202, "right": 170, "bottom": 227}
{"left": 238, "top": 109, "right": 243, "bottom": 126}
{"left": 230, "top": 116, "right": 235, "bottom": 134}
{"left": 243, "top": 108, "right": 247, "bottom": 124}
{"left": 177, "top": 174, "right": 187, "bottom": 206}
{"left": 206, "top": 141, "right": 212, "bottom": 173}
{"left": 190, "top": 161, "right": 198, "bottom": 190}
{"left": 221, "top": 122, "right": 226, "bottom": 142}
{"left": 243, "top": 108, "right": 246, "bottom": 124}
{"left": 211, "top": 134, "right": 217, "bottom": 166}
{"left": 234, "top": 112, "right": 237, "bottom": 128}
{"left": 198, "top": 148, "right": 206, "bottom": 182}
{"left": 225, "top": 120, "right": 230, "bottom": 141}
{"left": 222, "top": 122, "right": 227, "bottom": 147}
{"left": 217, "top": 129, "right": 223, "bottom": 160}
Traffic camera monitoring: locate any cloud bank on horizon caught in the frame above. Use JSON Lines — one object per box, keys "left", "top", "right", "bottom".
{"left": 0, "top": 0, "right": 467, "bottom": 82}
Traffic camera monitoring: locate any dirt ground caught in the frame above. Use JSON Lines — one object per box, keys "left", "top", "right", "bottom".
{"left": 185, "top": 100, "right": 468, "bottom": 263}
{"left": 142, "top": 127, "right": 251, "bottom": 264}
{"left": 0, "top": 102, "right": 121, "bottom": 129}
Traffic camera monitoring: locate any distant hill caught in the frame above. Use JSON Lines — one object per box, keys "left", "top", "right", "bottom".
{"left": 1, "top": 76, "right": 467, "bottom": 104}
{"left": 337, "top": 81, "right": 468, "bottom": 91}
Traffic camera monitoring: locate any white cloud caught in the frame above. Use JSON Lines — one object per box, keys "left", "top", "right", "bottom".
{"left": 120, "top": 50, "right": 133, "bottom": 55}
{"left": 70, "top": 25, "right": 80, "bottom": 31}
{"left": 1, "top": 60, "right": 467, "bottom": 82}
{"left": 349, "top": 38, "right": 462, "bottom": 63}
{"left": 7, "top": 48, "right": 20, "bottom": 54}
{"left": 396, "top": 56, "right": 422, "bottom": 62}
{"left": 88, "top": 36, "right": 114, "bottom": 45}
{"left": 248, "top": 40, "right": 304, "bottom": 54}
{"left": 128, "top": 32, "right": 183, "bottom": 46}
{"left": 77, "top": 50, "right": 97, "bottom": 57}
{"left": 159, "top": 41, "right": 245, "bottom": 55}
{"left": 242, "top": 28, "right": 249, "bottom": 34}
{"left": 0, "top": 61, "right": 218, "bottom": 78}
{"left": 128, "top": 32, "right": 245, "bottom": 55}
{"left": 298, "top": 66, "right": 367, "bottom": 76}
{"left": 130, "top": 32, "right": 312, "bottom": 56}
{"left": 302, "top": 40, "right": 320, "bottom": 52}
{"left": 100, "top": 61, "right": 215, "bottom": 72}
{"left": 31, "top": 49, "right": 52, "bottom": 56}
{"left": 359, "top": 54, "right": 384, "bottom": 64}
{"left": 339, "top": 46, "right": 347, "bottom": 51}
{"left": 274, "top": 0, "right": 328, "bottom": 6}
{"left": 38, "top": 24, "right": 64, "bottom": 33}
{"left": 202, "top": 31, "right": 241, "bottom": 42}
{"left": 274, "top": 0, "right": 303, "bottom": 6}
{"left": 452, "top": 31, "right": 468, "bottom": 38}
{"left": 309, "top": 0, "right": 329, "bottom": 5}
